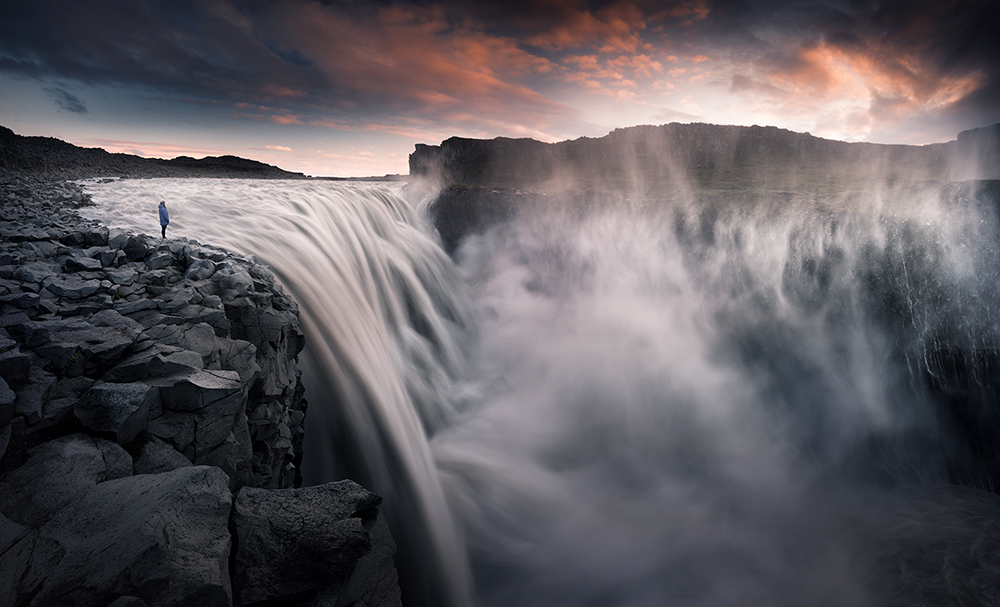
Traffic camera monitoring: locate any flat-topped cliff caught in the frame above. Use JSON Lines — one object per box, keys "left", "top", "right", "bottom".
{"left": 411, "top": 122, "right": 1000, "bottom": 192}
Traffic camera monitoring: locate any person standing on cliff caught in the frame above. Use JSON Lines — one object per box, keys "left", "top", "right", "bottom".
{"left": 158, "top": 200, "right": 169, "bottom": 238}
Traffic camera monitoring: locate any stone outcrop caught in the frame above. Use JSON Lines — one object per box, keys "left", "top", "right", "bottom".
{"left": 232, "top": 480, "right": 401, "bottom": 607}
{"left": 0, "top": 175, "right": 306, "bottom": 490}
{"left": 0, "top": 174, "right": 402, "bottom": 607}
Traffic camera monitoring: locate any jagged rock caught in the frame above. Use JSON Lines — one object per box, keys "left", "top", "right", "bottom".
{"left": 147, "top": 251, "right": 173, "bottom": 270}
{"left": 65, "top": 255, "right": 102, "bottom": 271}
{"left": 117, "top": 297, "right": 159, "bottom": 315}
{"left": 108, "top": 597, "right": 148, "bottom": 607}
{"left": 0, "top": 376, "right": 14, "bottom": 425}
{"left": 147, "top": 411, "right": 196, "bottom": 458}
{"left": 232, "top": 480, "right": 401, "bottom": 607}
{"left": 44, "top": 275, "right": 102, "bottom": 299}
{"left": 184, "top": 258, "right": 216, "bottom": 280}
{"left": 104, "top": 344, "right": 204, "bottom": 383}
{"left": 15, "top": 366, "right": 56, "bottom": 424}
{"left": 21, "top": 466, "right": 232, "bottom": 607}
{"left": 152, "top": 369, "right": 244, "bottom": 456}
{"left": 133, "top": 435, "right": 191, "bottom": 475}
{"left": 0, "top": 290, "right": 40, "bottom": 308}
{"left": 106, "top": 266, "right": 139, "bottom": 286}
{"left": 0, "top": 423, "right": 11, "bottom": 461}
{"left": 220, "top": 339, "right": 260, "bottom": 383}
{"left": 82, "top": 225, "right": 108, "bottom": 246}
{"left": 123, "top": 236, "right": 148, "bottom": 261}
{"left": 0, "top": 434, "right": 132, "bottom": 528}
{"left": 108, "top": 229, "right": 128, "bottom": 250}
{"left": 0, "top": 347, "right": 32, "bottom": 386}
{"left": 74, "top": 381, "right": 156, "bottom": 445}
{"left": 31, "top": 315, "right": 141, "bottom": 376}
{"left": 12, "top": 260, "right": 59, "bottom": 283}
{"left": 0, "top": 512, "right": 35, "bottom": 604}
{"left": 217, "top": 269, "right": 253, "bottom": 295}
{"left": 0, "top": 173, "right": 313, "bottom": 607}
{"left": 159, "top": 367, "right": 240, "bottom": 410}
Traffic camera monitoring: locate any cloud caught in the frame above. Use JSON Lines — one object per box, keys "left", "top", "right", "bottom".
{"left": 43, "top": 86, "right": 87, "bottom": 113}
{"left": 651, "top": 107, "right": 703, "bottom": 122}
{"left": 0, "top": 0, "right": 996, "bottom": 146}
{"left": 266, "top": 145, "right": 292, "bottom": 152}
{"left": 73, "top": 137, "right": 224, "bottom": 158}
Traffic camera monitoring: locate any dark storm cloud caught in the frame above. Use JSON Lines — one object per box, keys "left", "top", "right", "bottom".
{"left": 43, "top": 86, "right": 88, "bottom": 113}
{"left": 701, "top": 0, "right": 1000, "bottom": 128}
{"left": 0, "top": 0, "right": 996, "bottom": 139}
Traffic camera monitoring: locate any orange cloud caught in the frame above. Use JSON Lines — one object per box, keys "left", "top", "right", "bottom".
{"left": 524, "top": 2, "right": 647, "bottom": 53}
{"left": 281, "top": 3, "right": 573, "bottom": 138}
{"left": 269, "top": 114, "right": 302, "bottom": 125}
{"left": 767, "top": 40, "right": 984, "bottom": 114}
{"left": 73, "top": 138, "right": 225, "bottom": 159}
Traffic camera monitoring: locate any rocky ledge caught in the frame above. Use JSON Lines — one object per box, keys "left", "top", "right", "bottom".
{"left": 0, "top": 173, "right": 401, "bottom": 607}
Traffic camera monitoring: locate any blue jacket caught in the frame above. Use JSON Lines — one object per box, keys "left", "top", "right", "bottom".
{"left": 159, "top": 204, "right": 169, "bottom": 226}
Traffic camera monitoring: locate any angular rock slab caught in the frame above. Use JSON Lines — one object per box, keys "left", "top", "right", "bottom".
{"left": 232, "top": 480, "right": 401, "bottom": 607}
{"left": 0, "top": 434, "right": 132, "bottom": 528}
{"left": 74, "top": 381, "right": 157, "bottom": 444}
{"left": 22, "top": 466, "right": 233, "bottom": 607}
{"left": 158, "top": 368, "right": 242, "bottom": 413}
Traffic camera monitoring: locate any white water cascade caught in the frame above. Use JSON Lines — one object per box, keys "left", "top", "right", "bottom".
{"left": 82, "top": 177, "right": 1000, "bottom": 607}
{"left": 81, "top": 178, "right": 476, "bottom": 607}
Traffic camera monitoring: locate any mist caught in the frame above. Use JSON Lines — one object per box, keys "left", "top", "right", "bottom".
{"left": 80, "top": 140, "right": 1000, "bottom": 606}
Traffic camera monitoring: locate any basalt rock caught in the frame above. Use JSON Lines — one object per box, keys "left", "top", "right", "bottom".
{"left": 0, "top": 173, "right": 402, "bottom": 607}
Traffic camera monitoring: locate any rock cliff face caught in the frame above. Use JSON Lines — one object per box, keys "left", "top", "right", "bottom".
{"left": 410, "top": 122, "right": 1000, "bottom": 190}
{"left": 412, "top": 122, "right": 1000, "bottom": 253}
{"left": 0, "top": 173, "right": 401, "bottom": 607}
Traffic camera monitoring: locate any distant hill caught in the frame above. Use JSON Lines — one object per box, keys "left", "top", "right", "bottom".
{"left": 0, "top": 125, "right": 306, "bottom": 179}
{"left": 410, "top": 122, "right": 1000, "bottom": 194}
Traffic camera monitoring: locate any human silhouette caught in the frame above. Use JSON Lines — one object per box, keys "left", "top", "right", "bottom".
{"left": 159, "top": 201, "right": 169, "bottom": 238}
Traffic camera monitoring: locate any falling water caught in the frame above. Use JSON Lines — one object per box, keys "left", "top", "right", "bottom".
{"left": 82, "top": 177, "right": 1000, "bottom": 606}
{"left": 81, "top": 178, "right": 476, "bottom": 607}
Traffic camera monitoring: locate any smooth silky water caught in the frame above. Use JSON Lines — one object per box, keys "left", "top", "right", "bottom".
{"left": 81, "top": 177, "right": 1000, "bottom": 607}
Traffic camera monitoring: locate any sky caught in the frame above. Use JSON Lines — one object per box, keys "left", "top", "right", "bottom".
{"left": 1, "top": 0, "right": 998, "bottom": 177}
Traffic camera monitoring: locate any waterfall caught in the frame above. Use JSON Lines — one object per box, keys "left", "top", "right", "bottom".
{"left": 82, "top": 178, "right": 475, "bottom": 607}
{"left": 83, "top": 177, "right": 1000, "bottom": 606}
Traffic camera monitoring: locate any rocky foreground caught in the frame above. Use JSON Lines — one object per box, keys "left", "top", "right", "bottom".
{"left": 0, "top": 173, "right": 401, "bottom": 607}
